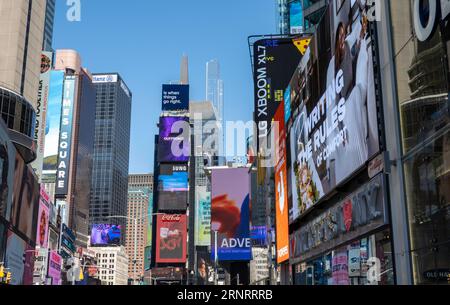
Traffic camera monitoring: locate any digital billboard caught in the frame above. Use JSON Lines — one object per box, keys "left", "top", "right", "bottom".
{"left": 90, "top": 224, "right": 122, "bottom": 246}
{"left": 10, "top": 155, "right": 40, "bottom": 243}
{"left": 253, "top": 37, "right": 307, "bottom": 150}
{"left": 289, "top": 0, "right": 380, "bottom": 221}
{"left": 274, "top": 104, "right": 290, "bottom": 263}
{"left": 144, "top": 193, "right": 153, "bottom": 270}
{"left": 55, "top": 75, "right": 76, "bottom": 195}
{"left": 250, "top": 226, "right": 267, "bottom": 246}
{"left": 157, "top": 164, "right": 188, "bottom": 211}
{"left": 48, "top": 250, "right": 62, "bottom": 285}
{"left": 157, "top": 116, "right": 190, "bottom": 162}
{"left": 194, "top": 186, "right": 211, "bottom": 247}
{"left": 211, "top": 168, "right": 251, "bottom": 261}
{"left": 32, "top": 51, "right": 53, "bottom": 179}
{"left": 0, "top": 120, "right": 16, "bottom": 220}
{"left": 4, "top": 230, "right": 35, "bottom": 285}
{"left": 289, "top": 0, "right": 304, "bottom": 34}
{"left": 43, "top": 70, "right": 64, "bottom": 174}
{"left": 155, "top": 214, "right": 187, "bottom": 263}
{"left": 36, "top": 186, "right": 50, "bottom": 248}
{"left": 162, "top": 84, "right": 189, "bottom": 111}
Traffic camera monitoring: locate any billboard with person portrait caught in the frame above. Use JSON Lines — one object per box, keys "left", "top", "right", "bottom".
{"left": 289, "top": 0, "right": 380, "bottom": 222}
{"left": 36, "top": 186, "right": 50, "bottom": 249}
{"left": 211, "top": 168, "right": 251, "bottom": 261}
{"left": 0, "top": 120, "right": 16, "bottom": 220}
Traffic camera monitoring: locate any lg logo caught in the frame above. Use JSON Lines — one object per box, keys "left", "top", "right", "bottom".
{"left": 414, "top": 0, "right": 450, "bottom": 41}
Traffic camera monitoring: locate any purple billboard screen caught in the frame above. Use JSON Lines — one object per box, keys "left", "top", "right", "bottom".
{"left": 90, "top": 224, "right": 121, "bottom": 246}
{"left": 157, "top": 117, "right": 190, "bottom": 163}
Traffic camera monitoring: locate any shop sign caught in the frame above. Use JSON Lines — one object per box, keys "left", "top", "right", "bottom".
{"left": 413, "top": 0, "right": 450, "bottom": 41}
{"left": 290, "top": 174, "right": 387, "bottom": 261}
{"left": 423, "top": 269, "right": 450, "bottom": 281}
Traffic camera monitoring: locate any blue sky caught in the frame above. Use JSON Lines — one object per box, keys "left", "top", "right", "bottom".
{"left": 53, "top": 0, "right": 277, "bottom": 174}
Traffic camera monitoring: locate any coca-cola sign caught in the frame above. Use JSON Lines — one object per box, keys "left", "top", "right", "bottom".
{"left": 156, "top": 214, "right": 187, "bottom": 263}
{"left": 161, "top": 214, "right": 182, "bottom": 222}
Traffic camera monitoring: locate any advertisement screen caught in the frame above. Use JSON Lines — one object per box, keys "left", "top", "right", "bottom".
{"left": 155, "top": 214, "right": 187, "bottom": 263}
{"left": 4, "top": 230, "right": 35, "bottom": 285}
{"left": 10, "top": 155, "right": 40, "bottom": 243}
{"left": 211, "top": 168, "right": 251, "bottom": 261}
{"left": 36, "top": 186, "right": 50, "bottom": 248}
{"left": 0, "top": 120, "right": 16, "bottom": 220}
{"left": 253, "top": 37, "right": 307, "bottom": 149}
{"left": 157, "top": 164, "right": 188, "bottom": 211}
{"left": 162, "top": 84, "right": 189, "bottom": 111}
{"left": 43, "top": 70, "right": 64, "bottom": 174}
{"left": 194, "top": 186, "right": 211, "bottom": 247}
{"left": 144, "top": 194, "right": 153, "bottom": 270}
{"left": 48, "top": 250, "right": 62, "bottom": 285}
{"left": 274, "top": 104, "right": 290, "bottom": 263}
{"left": 250, "top": 226, "right": 267, "bottom": 246}
{"left": 55, "top": 75, "right": 76, "bottom": 195}
{"left": 157, "top": 116, "right": 190, "bottom": 163}
{"left": 289, "top": 0, "right": 304, "bottom": 34}
{"left": 32, "top": 51, "right": 53, "bottom": 179}
{"left": 90, "top": 224, "right": 122, "bottom": 246}
{"left": 289, "top": 1, "right": 380, "bottom": 221}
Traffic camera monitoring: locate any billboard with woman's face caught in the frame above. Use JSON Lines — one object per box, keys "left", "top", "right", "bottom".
{"left": 211, "top": 168, "right": 251, "bottom": 261}
{"left": 0, "top": 121, "right": 16, "bottom": 220}
{"left": 36, "top": 186, "right": 50, "bottom": 248}
{"left": 289, "top": 0, "right": 380, "bottom": 222}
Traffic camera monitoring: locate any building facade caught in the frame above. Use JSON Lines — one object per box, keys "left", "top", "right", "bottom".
{"left": 126, "top": 174, "right": 153, "bottom": 281}
{"left": 277, "top": 0, "right": 328, "bottom": 34}
{"left": 90, "top": 246, "right": 129, "bottom": 285}
{"left": 90, "top": 73, "right": 132, "bottom": 241}
{"left": 42, "top": 0, "right": 56, "bottom": 52}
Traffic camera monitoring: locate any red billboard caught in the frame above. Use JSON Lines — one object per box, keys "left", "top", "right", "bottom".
{"left": 155, "top": 214, "right": 187, "bottom": 263}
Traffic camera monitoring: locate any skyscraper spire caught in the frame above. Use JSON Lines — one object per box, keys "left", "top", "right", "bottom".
{"left": 180, "top": 54, "right": 189, "bottom": 85}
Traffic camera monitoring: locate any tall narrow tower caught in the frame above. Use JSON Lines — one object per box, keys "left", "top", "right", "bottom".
{"left": 180, "top": 54, "right": 189, "bottom": 85}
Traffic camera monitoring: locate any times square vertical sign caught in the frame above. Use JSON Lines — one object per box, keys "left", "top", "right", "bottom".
{"left": 55, "top": 75, "right": 76, "bottom": 195}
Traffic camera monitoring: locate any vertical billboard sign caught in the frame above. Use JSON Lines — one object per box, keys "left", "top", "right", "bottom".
{"left": 0, "top": 119, "right": 16, "bottom": 220}
{"left": 253, "top": 37, "right": 305, "bottom": 150}
{"left": 289, "top": 1, "right": 380, "bottom": 222}
{"left": 162, "top": 84, "right": 189, "bottom": 111}
{"left": 4, "top": 230, "right": 35, "bottom": 285}
{"left": 211, "top": 168, "right": 251, "bottom": 261}
{"left": 289, "top": 0, "right": 304, "bottom": 34}
{"left": 157, "top": 116, "right": 190, "bottom": 163}
{"left": 274, "top": 104, "right": 289, "bottom": 263}
{"left": 155, "top": 214, "right": 187, "bottom": 263}
{"left": 43, "top": 70, "right": 64, "bottom": 175}
{"left": 144, "top": 193, "right": 153, "bottom": 270}
{"left": 157, "top": 164, "right": 188, "bottom": 211}
{"left": 32, "top": 52, "right": 53, "bottom": 180}
{"left": 194, "top": 186, "right": 211, "bottom": 247}
{"left": 48, "top": 250, "right": 62, "bottom": 285}
{"left": 55, "top": 75, "right": 76, "bottom": 195}
{"left": 36, "top": 186, "right": 50, "bottom": 249}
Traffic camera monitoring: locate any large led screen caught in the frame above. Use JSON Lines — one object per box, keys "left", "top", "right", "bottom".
{"left": 289, "top": 1, "right": 380, "bottom": 222}
{"left": 155, "top": 214, "right": 187, "bottom": 263}
{"left": 157, "top": 164, "right": 188, "bottom": 211}
{"left": 211, "top": 168, "right": 251, "bottom": 261}
{"left": 157, "top": 116, "right": 190, "bottom": 163}
{"left": 162, "top": 84, "right": 189, "bottom": 111}
{"left": 90, "top": 224, "right": 122, "bottom": 246}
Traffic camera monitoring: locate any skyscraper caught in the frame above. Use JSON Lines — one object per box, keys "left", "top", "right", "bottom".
{"left": 126, "top": 174, "right": 153, "bottom": 282}
{"left": 205, "top": 60, "right": 224, "bottom": 161}
{"left": 43, "top": 0, "right": 56, "bottom": 51}
{"left": 90, "top": 73, "right": 132, "bottom": 243}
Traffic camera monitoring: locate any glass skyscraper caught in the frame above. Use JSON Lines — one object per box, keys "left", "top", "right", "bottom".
{"left": 206, "top": 60, "right": 224, "bottom": 160}
{"left": 90, "top": 73, "right": 132, "bottom": 245}
{"left": 43, "top": 0, "right": 56, "bottom": 51}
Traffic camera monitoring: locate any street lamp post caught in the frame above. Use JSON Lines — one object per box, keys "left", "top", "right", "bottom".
{"left": 106, "top": 213, "right": 162, "bottom": 285}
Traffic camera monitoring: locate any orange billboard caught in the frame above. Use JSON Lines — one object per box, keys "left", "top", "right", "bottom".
{"left": 274, "top": 103, "right": 290, "bottom": 264}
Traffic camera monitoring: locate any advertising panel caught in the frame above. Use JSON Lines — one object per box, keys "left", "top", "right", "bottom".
{"left": 36, "top": 186, "right": 50, "bottom": 248}
{"left": 289, "top": 1, "right": 380, "bottom": 221}
{"left": 32, "top": 51, "right": 53, "bottom": 179}
{"left": 90, "top": 224, "right": 121, "bottom": 246}
{"left": 289, "top": 174, "right": 387, "bottom": 262}
{"left": 4, "top": 230, "right": 35, "bottom": 285}
{"left": 274, "top": 104, "right": 290, "bottom": 263}
{"left": 33, "top": 247, "right": 49, "bottom": 284}
{"left": 162, "top": 84, "right": 189, "bottom": 111}
{"left": 250, "top": 226, "right": 267, "bottom": 246}
{"left": 155, "top": 214, "right": 187, "bottom": 263}
{"left": 0, "top": 120, "right": 16, "bottom": 220}
{"left": 157, "top": 164, "right": 188, "bottom": 211}
{"left": 253, "top": 37, "right": 306, "bottom": 149}
{"left": 48, "top": 250, "right": 62, "bottom": 285}
{"left": 43, "top": 70, "right": 65, "bottom": 174}
{"left": 144, "top": 194, "right": 153, "bottom": 270}
{"left": 10, "top": 156, "right": 40, "bottom": 243}
{"left": 157, "top": 116, "right": 190, "bottom": 163}
{"left": 55, "top": 75, "right": 76, "bottom": 195}
{"left": 194, "top": 186, "right": 211, "bottom": 246}
{"left": 289, "top": 0, "right": 304, "bottom": 34}
{"left": 211, "top": 168, "right": 251, "bottom": 261}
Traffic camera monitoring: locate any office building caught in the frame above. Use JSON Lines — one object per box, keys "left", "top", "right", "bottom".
{"left": 90, "top": 245, "right": 129, "bottom": 285}
{"left": 250, "top": 247, "right": 270, "bottom": 285}
{"left": 43, "top": 0, "right": 56, "bottom": 51}
{"left": 126, "top": 174, "right": 153, "bottom": 281}
{"left": 90, "top": 73, "right": 132, "bottom": 241}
